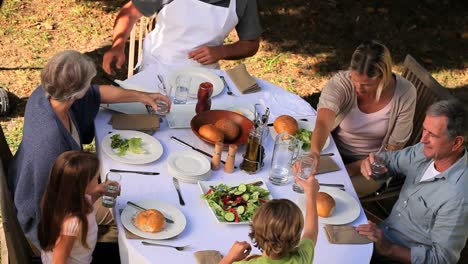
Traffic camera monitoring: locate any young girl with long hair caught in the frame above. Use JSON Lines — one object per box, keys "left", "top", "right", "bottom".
{"left": 38, "top": 150, "right": 106, "bottom": 264}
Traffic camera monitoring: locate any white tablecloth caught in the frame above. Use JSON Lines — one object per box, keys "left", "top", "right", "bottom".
{"left": 94, "top": 68, "right": 373, "bottom": 264}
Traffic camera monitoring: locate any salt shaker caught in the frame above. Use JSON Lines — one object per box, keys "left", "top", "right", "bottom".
{"left": 211, "top": 141, "right": 223, "bottom": 170}
{"left": 224, "top": 144, "right": 237, "bottom": 173}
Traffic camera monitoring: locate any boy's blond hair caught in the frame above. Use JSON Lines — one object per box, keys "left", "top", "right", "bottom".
{"left": 249, "top": 199, "right": 303, "bottom": 259}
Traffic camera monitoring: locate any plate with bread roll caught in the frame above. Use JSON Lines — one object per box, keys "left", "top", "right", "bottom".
{"left": 270, "top": 115, "right": 330, "bottom": 151}
{"left": 121, "top": 200, "right": 187, "bottom": 239}
{"left": 297, "top": 186, "right": 360, "bottom": 225}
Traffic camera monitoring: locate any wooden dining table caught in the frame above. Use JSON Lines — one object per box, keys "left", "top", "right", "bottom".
{"left": 94, "top": 65, "right": 373, "bottom": 264}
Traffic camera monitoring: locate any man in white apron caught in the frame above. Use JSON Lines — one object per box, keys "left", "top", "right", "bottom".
{"left": 102, "top": 0, "right": 262, "bottom": 75}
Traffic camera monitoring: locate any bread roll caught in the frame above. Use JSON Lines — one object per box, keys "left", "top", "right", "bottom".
{"left": 273, "top": 115, "right": 298, "bottom": 136}
{"left": 215, "top": 118, "right": 240, "bottom": 141}
{"left": 316, "top": 192, "right": 336, "bottom": 218}
{"left": 134, "top": 209, "right": 166, "bottom": 233}
{"left": 199, "top": 124, "right": 224, "bottom": 142}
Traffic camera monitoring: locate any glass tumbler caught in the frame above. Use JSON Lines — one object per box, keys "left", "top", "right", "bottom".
{"left": 292, "top": 155, "right": 316, "bottom": 193}
{"left": 370, "top": 144, "right": 390, "bottom": 182}
{"left": 174, "top": 75, "right": 190, "bottom": 104}
{"left": 102, "top": 172, "right": 121, "bottom": 208}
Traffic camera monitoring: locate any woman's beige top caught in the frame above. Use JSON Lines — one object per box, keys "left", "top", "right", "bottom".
{"left": 318, "top": 70, "right": 416, "bottom": 154}
{"left": 334, "top": 96, "right": 393, "bottom": 160}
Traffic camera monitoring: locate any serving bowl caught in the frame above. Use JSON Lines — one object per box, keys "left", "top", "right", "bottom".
{"left": 191, "top": 110, "right": 254, "bottom": 146}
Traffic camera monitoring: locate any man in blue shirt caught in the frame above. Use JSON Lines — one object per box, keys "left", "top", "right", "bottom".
{"left": 357, "top": 99, "right": 467, "bottom": 264}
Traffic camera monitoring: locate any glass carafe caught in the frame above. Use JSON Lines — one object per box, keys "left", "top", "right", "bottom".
{"left": 269, "top": 132, "right": 302, "bottom": 185}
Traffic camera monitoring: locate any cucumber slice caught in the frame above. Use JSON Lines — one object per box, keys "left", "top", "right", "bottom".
{"left": 237, "top": 184, "right": 247, "bottom": 193}
{"left": 236, "top": 206, "right": 245, "bottom": 215}
{"left": 242, "top": 194, "right": 250, "bottom": 201}
{"left": 224, "top": 212, "right": 235, "bottom": 222}
{"left": 251, "top": 192, "right": 259, "bottom": 200}
{"left": 233, "top": 191, "right": 243, "bottom": 195}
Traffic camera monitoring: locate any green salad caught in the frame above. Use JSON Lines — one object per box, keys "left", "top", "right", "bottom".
{"left": 110, "top": 134, "right": 144, "bottom": 156}
{"left": 202, "top": 183, "right": 270, "bottom": 223}
{"left": 295, "top": 128, "right": 312, "bottom": 150}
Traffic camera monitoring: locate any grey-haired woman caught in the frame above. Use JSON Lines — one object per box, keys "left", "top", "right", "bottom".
{"left": 8, "top": 50, "right": 171, "bottom": 248}
{"left": 309, "top": 40, "right": 416, "bottom": 197}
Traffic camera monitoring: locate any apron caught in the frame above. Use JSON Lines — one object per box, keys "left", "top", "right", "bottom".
{"left": 140, "top": 0, "right": 238, "bottom": 72}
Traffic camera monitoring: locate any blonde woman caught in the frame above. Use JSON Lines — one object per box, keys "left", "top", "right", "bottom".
{"left": 310, "top": 40, "right": 416, "bottom": 197}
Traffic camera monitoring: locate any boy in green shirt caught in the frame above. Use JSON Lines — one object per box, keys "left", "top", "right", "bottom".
{"left": 220, "top": 174, "right": 319, "bottom": 263}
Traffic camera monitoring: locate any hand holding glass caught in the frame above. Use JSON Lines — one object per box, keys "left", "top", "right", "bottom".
{"left": 370, "top": 145, "right": 389, "bottom": 181}
{"left": 154, "top": 82, "right": 170, "bottom": 115}
{"left": 292, "top": 155, "right": 316, "bottom": 193}
{"left": 102, "top": 172, "right": 121, "bottom": 208}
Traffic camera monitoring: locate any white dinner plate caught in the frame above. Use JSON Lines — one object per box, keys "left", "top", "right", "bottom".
{"left": 168, "top": 67, "right": 224, "bottom": 98}
{"left": 225, "top": 106, "right": 255, "bottom": 121}
{"left": 198, "top": 178, "right": 273, "bottom": 225}
{"left": 121, "top": 200, "right": 187, "bottom": 240}
{"left": 101, "top": 130, "right": 163, "bottom": 165}
{"left": 269, "top": 120, "right": 330, "bottom": 151}
{"left": 297, "top": 186, "right": 360, "bottom": 225}
{"left": 167, "top": 151, "right": 211, "bottom": 177}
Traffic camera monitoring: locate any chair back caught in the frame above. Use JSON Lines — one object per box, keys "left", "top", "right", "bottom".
{"left": 401, "top": 54, "right": 454, "bottom": 147}
{"left": 0, "top": 126, "right": 41, "bottom": 263}
{"left": 128, "top": 15, "right": 157, "bottom": 78}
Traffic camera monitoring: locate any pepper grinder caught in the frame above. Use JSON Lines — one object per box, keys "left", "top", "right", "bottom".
{"left": 224, "top": 144, "right": 237, "bottom": 173}
{"left": 211, "top": 141, "right": 223, "bottom": 170}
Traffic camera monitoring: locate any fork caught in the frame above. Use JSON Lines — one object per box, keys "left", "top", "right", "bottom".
{"left": 141, "top": 241, "right": 188, "bottom": 251}
{"left": 172, "top": 178, "right": 185, "bottom": 206}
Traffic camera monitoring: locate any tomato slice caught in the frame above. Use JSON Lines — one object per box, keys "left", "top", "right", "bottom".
{"left": 228, "top": 208, "right": 239, "bottom": 222}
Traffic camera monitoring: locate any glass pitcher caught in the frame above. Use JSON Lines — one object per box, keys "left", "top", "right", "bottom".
{"left": 269, "top": 132, "right": 303, "bottom": 185}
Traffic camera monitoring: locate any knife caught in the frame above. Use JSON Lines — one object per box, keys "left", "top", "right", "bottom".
{"left": 157, "top": 74, "right": 168, "bottom": 92}
{"left": 267, "top": 118, "right": 308, "bottom": 126}
{"left": 319, "top": 183, "right": 345, "bottom": 188}
{"left": 170, "top": 136, "right": 237, "bottom": 169}
{"left": 110, "top": 169, "right": 159, "bottom": 175}
{"left": 220, "top": 76, "right": 233, "bottom": 95}
{"left": 127, "top": 201, "right": 174, "bottom": 224}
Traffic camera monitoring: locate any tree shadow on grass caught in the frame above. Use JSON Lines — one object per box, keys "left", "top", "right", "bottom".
{"left": 259, "top": 0, "right": 468, "bottom": 75}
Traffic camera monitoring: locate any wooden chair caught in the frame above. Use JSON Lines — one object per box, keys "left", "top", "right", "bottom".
{"left": 0, "top": 125, "right": 41, "bottom": 264}
{"left": 127, "top": 15, "right": 157, "bottom": 78}
{"left": 361, "top": 54, "right": 454, "bottom": 221}
{"left": 401, "top": 54, "right": 454, "bottom": 147}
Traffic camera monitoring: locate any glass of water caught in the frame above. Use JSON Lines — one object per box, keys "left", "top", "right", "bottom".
{"left": 292, "top": 155, "right": 316, "bottom": 193}
{"left": 102, "top": 172, "right": 121, "bottom": 208}
{"left": 174, "top": 75, "right": 190, "bottom": 104}
{"left": 153, "top": 82, "right": 169, "bottom": 116}
{"left": 371, "top": 144, "right": 389, "bottom": 181}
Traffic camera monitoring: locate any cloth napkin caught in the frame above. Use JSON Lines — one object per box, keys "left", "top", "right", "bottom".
{"left": 226, "top": 64, "right": 260, "bottom": 94}
{"left": 193, "top": 250, "right": 223, "bottom": 264}
{"left": 323, "top": 225, "right": 372, "bottom": 244}
{"left": 316, "top": 156, "right": 340, "bottom": 175}
{"left": 109, "top": 113, "right": 159, "bottom": 133}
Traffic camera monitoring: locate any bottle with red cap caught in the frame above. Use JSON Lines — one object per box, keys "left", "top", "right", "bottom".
{"left": 195, "top": 82, "right": 214, "bottom": 114}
